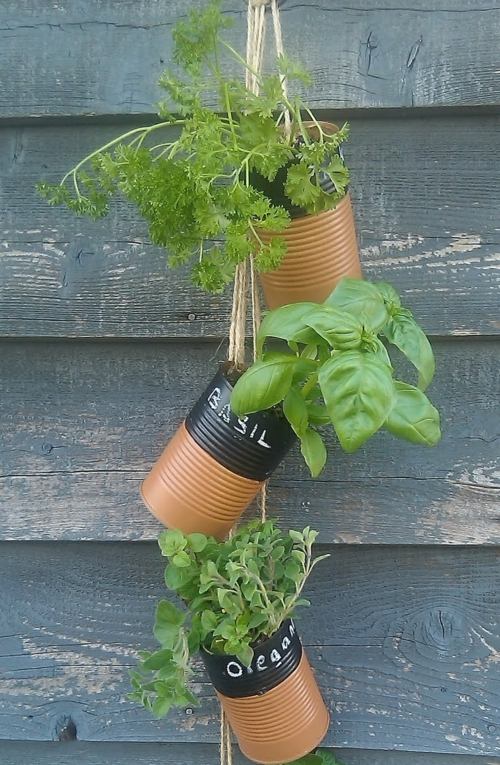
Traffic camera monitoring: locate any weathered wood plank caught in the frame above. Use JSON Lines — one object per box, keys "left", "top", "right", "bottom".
{"left": 1, "top": 542, "right": 500, "bottom": 754}
{"left": 1, "top": 1, "right": 500, "bottom": 118}
{"left": 1, "top": 115, "right": 499, "bottom": 338}
{"left": 3, "top": 741, "right": 499, "bottom": 765}
{"left": 1, "top": 338, "right": 499, "bottom": 543}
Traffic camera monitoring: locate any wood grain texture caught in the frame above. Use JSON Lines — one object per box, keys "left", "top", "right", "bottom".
{"left": 1, "top": 542, "right": 500, "bottom": 754}
{"left": 1, "top": 115, "right": 499, "bottom": 338}
{"left": 3, "top": 742, "right": 499, "bottom": 765}
{"left": 1, "top": 338, "right": 499, "bottom": 543}
{"left": 1, "top": 0, "right": 500, "bottom": 118}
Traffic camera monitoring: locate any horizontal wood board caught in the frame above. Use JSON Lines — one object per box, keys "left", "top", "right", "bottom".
{"left": 2, "top": 0, "right": 500, "bottom": 758}
{"left": 3, "top": 742, "right": 500, "bottom": 765}
{"left": 1, "top": 1, "right": 500, "bottom": 118}
{"left": 1, "top": 542, "right": 500, "bottom": 755}
{"left": 1, "top": 115, "right": 499, "bottom": 338}
{"left": 1, "top": 338, "right": 499, "bottom": 544}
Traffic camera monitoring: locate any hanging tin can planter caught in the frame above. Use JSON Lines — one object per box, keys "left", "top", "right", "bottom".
{"left": 256, "top": 122, "right": 362, "bottom": 308}
{"left": 141, "top": 365, "right": 296, "bottom": 538}
{"left": 202, "top": 620, "right": 330, "bottom": 764}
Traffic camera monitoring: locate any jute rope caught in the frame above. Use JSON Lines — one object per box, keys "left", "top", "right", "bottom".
{"left": 222, "top": 2, "right": 287, "bottom": 759}
{"left": 227, "top": 257, "right": 248, "bottom": 370}
{"left": 220, "top": 708, "right": 233, "bottom": 765}
{"left": 227, "top": 0, "right": 289, "bottom": 371}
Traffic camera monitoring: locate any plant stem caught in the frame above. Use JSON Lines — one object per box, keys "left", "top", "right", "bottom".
{"left": 60, "top": 121, "right": 184, "bottom": 185}
{"left": 300, "top": 372, "right": 319, "bottom": 399}
{"left": 223, "top": 83, "right": 237, "bottom": 146}
{"left": 303, "top": 107, "right": 326, "bottom": 142}
{"left": 248, "top": 220, "right": 264, "bottom": 248}
{"left": 220, "top": 40, "right": 263, "bottom": 81}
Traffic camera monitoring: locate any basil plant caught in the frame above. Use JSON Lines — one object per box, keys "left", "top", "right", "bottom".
{"left": 231, "top": 279, "right": 441, "bottom": 476}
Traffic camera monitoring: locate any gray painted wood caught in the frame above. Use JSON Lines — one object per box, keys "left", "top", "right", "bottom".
{"left": 3, "top": 742, "right": 500, "bottom": 765}
{"left": 1, "top": 1, "right": 500, "bottom": 118}
{"left": 1, "top": 338, "right": 498, "bottom": 543}
{"left": 1, "top": 0, "right": 499, "bottom": 758}
{"left": 1, "top": 542, "right": 500, "bottom": 754}
{"left": 2, "top": 115, "right": 499, "bottom": 338}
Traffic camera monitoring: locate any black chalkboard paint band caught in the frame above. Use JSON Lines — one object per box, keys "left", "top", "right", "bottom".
{"left": 185, "top": 365, "right": 296, "bottom": 481}
{"left": 201, "top": 619, "right": 303, "bottom": 698}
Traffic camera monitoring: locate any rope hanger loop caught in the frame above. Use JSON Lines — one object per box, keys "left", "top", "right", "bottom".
{"left": 222, "top": 2, "right": 286, "bottom": 758}
{"left": 228, "top": 0, "right": 289, "bottom": 370}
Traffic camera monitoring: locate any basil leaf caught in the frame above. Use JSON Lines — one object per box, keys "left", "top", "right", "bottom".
{"left": 303, "top": 304, "right": 363, "bottom": 349}
{"left": 372, "top": 337, "right": 393, "bottom": 369}
{"left": 307, "top": 402, "right": 331, "bottom": 426}
{"left": 384, "top": 309, "right": 435, "bottom": 390}
{"left": 292, "top": 357, "right": 318, "bottom": 384}
{"left": 326, "top": 277, "right": 389, "bottom": 332}
{"left": 319, "top": 350, "right": 394, "bottom": 452}
{"left": 292, "top": 326, "right": 324, "bottom": 345}
{"left": 385, "top": 381, "right": 441, "bottom": 446}
{"left": 375, "top": 281, "right": 401, "bottom": 311}
{"left": 231, "top": 353, "right": 296, "bottom": 414}
{"left": 283, "top": 388, "right": 309, "bottom": 437}
{"left": 300, "top": 428, "right": 327, "bottom": 477}
{"left": 256, "top": 302, "right": 317, "bottom": 353}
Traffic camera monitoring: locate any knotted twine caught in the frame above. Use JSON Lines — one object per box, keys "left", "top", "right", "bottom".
{"left": 223, "top": 2, "right": 288, "bottom": 762}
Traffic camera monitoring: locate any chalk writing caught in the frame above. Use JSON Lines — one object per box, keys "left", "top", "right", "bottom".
{"left": 224, "top": 622, "right": 297, "bottom": 677}
{"left": 207, "top": 387, "right": 272, "bottom": 449}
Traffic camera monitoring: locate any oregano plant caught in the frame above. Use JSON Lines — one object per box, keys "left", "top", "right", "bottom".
{"left": 231, "top": 278, "right": 441, "bottom": 476}
{"left": 37, "top": 0, "right": 350, "bottom": 293}
{"left": 287, "top": 753, "right": 345, "bottom": 765}
{"left": 129, "top": 520, "right": 328, "bottom": 717}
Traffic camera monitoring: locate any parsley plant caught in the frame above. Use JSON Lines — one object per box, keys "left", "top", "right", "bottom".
{"left": 38, "top": 1, "right": 350, "bottom": 292}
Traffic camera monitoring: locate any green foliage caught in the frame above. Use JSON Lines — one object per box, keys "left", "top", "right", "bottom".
{"left": 384, "top": 307, "right": 435, "bottom": 390}
{"left": 37, "top": 0, "right": 351, "bottom": 294}
{"left": 231, "top": 278, "right": 441, "bottom": 474}
{"left": 319, "top": 350, "right": 394, "bottom": 453}
{"left": 385, "top": 381, "right": 441, "bottom": 445}
{"left": 285, "top": 752, "right": 345, "bottom": 765}
{"left": 230, "top": 352, "right": 298, "bottom": 413}
{"left": 325, "top": 278, "right": 388, "bottom": 332}
{"left": 130, "top": 520, "right": 328, "bottom": 717}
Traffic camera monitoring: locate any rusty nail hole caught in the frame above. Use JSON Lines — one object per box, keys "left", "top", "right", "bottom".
{"left": 54, "top": 715, "right": 77, "bottom": 742}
